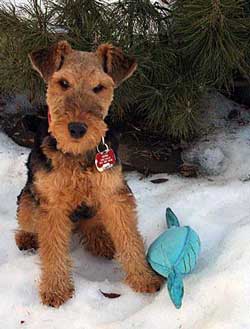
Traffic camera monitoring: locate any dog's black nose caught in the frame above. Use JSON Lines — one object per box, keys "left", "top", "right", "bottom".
{"left": 68, "top": 122, "right": 87, "bottom": 139}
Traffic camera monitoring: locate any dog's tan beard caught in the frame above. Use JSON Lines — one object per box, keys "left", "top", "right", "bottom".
{"left": 49, "top": 113, "right": 107, "bottom": 156}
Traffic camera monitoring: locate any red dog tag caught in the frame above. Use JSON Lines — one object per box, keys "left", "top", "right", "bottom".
{"left": 95, "top": 148, "right": 116, "bottom": 172}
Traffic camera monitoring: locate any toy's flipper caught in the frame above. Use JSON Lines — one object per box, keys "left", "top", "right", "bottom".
{"left": 167, "top": 271, "right": 184, "bottom": 309}
{"left": 166, "top": 208, "right": 180, "bottom": 228}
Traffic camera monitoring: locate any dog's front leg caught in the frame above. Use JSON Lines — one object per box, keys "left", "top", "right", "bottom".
{"left": 101, "top": 193, "right": 163, "bottom": 293}
{"left": 37, "top": 206, "right": 74, "bottom": 307}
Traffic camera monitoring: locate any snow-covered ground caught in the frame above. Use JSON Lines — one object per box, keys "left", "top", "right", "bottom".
{"left": 1, "top": 125, "right": 250, "bottom": 329}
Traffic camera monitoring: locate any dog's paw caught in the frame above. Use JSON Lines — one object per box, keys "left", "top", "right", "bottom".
{"left": 15, "top": 230, "right": 38, "bottom": 251}
{"left": 126, "top": 270, "right": 164, "bottom": 293}
{"left": 40, "top": 284, "right": 74, "bottom": 308}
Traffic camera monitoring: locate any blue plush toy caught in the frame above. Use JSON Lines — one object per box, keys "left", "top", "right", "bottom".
{"left": 147, "top": 208, "right": 201, "bottom": 309}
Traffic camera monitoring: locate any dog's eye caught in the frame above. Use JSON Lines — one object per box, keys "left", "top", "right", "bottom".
{"left": 93, "top": 84, "right": 105, "bottom": 93}
{"left": 59, "top": 79, "right": 70, "bottom": 90}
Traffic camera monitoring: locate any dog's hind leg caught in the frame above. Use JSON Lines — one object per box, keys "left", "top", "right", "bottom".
{"left": 79, "top": 218, "right": 116, "bottom": 260}
{"left": 15, "top": 187, "right": 38, "bottom": 251}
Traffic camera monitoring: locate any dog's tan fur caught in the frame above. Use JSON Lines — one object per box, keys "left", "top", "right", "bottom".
{"left": 15, "top": 41, "right": 163, "bottom": 307}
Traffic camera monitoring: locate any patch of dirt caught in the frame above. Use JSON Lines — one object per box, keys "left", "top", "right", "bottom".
{"left": 0, "top": 112, "right": 35, "bottom": 148}
{"left": 119, "top": 131, "right": 182, "bottom": 175}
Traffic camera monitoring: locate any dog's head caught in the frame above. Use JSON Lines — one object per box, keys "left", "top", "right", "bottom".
{"left": 29, "top": 41, "right": 136, "bottom": 155}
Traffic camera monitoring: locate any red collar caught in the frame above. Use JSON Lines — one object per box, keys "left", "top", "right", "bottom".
{"left": 48, "top": 110, "right": 51, "bottom": 125}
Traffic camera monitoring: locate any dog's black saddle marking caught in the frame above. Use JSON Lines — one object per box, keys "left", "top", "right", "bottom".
{"left": 69, "top": 203, "right": 96, "bottom": 223}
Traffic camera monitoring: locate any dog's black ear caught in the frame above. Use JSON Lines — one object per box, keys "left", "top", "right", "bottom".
{"left": 97, "top": 44, "right": 137, "bottom": 87}
{"left": 29, "top": 40, "right": 72, "bottom": 81}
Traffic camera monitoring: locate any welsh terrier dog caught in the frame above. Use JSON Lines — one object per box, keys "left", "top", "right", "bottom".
{"left": 15, "top": 41, "right": 163, "bottom": 307}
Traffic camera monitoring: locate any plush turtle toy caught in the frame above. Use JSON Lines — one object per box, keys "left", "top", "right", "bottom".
{"left": 147, "top": 208, "right": 201, "bottom": 309}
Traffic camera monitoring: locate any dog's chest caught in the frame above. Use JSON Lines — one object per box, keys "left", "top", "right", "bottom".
{"left": 34, "top": 153, "right": 123, "bottom": 208}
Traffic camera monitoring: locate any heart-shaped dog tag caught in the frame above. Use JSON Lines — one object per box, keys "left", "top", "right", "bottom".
{"left": 95, "top": 148, "right": 116, "bottom": 172}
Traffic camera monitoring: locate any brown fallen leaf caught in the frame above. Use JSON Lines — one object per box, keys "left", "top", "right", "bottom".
{"left": 99, "top": 290, "right": 121, "bottom": 299}
{"left": 150, "top": 178, "right": 169, "bottom": 184}
{"left": 179, "top": 163, "right": 199, "bottom": 178}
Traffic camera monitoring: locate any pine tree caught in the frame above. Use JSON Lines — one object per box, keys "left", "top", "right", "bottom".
{"left": 0, "top": 0, "right": 249, "bottom": 139}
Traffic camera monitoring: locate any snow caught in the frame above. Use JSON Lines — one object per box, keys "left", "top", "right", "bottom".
{"left": 1, "top": 125, "right": 250, "bottom": 329}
